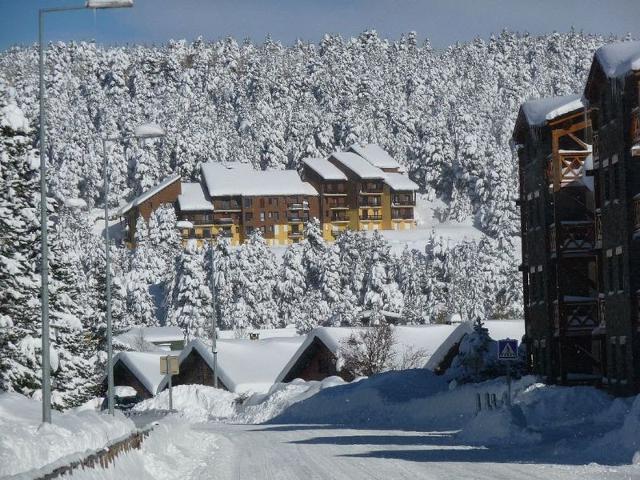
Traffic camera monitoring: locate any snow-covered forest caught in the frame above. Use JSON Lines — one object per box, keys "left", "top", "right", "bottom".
{"left": 0, "top": 30, "right": 617, "bottom": 406}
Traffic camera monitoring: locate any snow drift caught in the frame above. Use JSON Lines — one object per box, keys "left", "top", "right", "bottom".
{"left": 0, "top": 391, "right": 135, "bottom": 477}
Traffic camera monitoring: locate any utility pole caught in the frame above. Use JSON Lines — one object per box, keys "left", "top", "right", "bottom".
{"left": 210, "top": 232, "right": 218, "bottom": 388}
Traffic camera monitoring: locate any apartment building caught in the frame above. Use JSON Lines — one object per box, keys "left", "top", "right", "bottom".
{"left": 514, "top": 41, "right": 640, "bottom": 395}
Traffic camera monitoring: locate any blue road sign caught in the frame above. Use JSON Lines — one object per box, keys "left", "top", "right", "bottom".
{"left": 498, "top": 339, "right": 518, "bottom": 360}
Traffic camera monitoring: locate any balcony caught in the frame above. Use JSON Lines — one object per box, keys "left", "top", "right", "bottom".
{"left": 287, "top": 202, "right": 309, "bottom": 211}
{"left": 595, "top": 210, "right": 602, "bottom": 248}
{"left": 631, "top": 108, "right": 640, "bottom": 154}
{"left": 633, "top": 195, "right": 640, "bottom": 232}
{"left": 359, "top": 196, "right": 382, "bottom": 208}
{"left": 553, "top": 297, "right": 598, "bottom": 335}
{"left": 330, "top": 213, "right": 349, "bottom": 223}
{"left": 324, "top": 185, "right": 347, "bottom": 195}
{"left": 326, "top": 198, "right": 348, "bottom": 209}
{"left": 549, "top": 221, "right": 595, "bottom": 256}
{"left": 360, "top": 182, "right": 384, "bottom": 194}
{"left": 392, "top": 195, "right": 415, "bottom": 206}
{"left": 288, "top": 215, "right": 309, "bottom": 223}
{"left": 360, "top": 214, "right": 383, "bottom": 221}
{"left": 214, "top": 201, "right": 241, "bottom": 212}
{"left": 392, "top": 212, "right": 414, "bottom": 221}
{"left": 213, "top": 217, "right": 234, "bottom": 225}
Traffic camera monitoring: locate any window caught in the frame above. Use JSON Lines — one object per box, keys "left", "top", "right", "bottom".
{"left": 268, "top": 211, "right": 273, "bottom": 219}
{"left": 245, "top": 212, "right": 253, "bottom": 222}
{"left": 259, "top": 212, "right": 265, "bottom": 222}
{"left": 259, "top": 198, "right": 265, "bottom": 208}
{"left": 267, "top": 225, "right": 274, "bottom": 234}
{"left": 244, "top": 198, "right": 253, "bottom": 208}
{"left": 202, "top": 228, "right": 210, "bottom": 238}
{"left": 273, "top": 212, "right": 279, "bottom": 221}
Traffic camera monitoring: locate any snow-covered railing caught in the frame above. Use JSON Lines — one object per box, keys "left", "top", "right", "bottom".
{"left": 23, "top": 424, "right": 156, "bottom": 480}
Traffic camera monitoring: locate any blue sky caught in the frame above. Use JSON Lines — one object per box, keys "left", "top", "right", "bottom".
{"left": 1, "top": 0, "right": 639, "bottom": 50}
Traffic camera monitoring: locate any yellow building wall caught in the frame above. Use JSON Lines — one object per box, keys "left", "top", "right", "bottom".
{"left": 381, "top": 186, "right": 392, "bottom": 230}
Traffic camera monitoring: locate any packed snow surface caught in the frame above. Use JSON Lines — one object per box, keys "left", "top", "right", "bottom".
{"left": 349, "top": 143, "right": 401, "bottom": 170}
{"left": 201, "top": 162, "right": 318, "bottom": 197}
{"left": 0, "top": 391, "right": 134, "bottom": 477}
{"left": 302, "top": 157, "right": 348, "bottom": 181}
{"left": 521, "top": 94, "right": 585, "bottom": 126}
{"left": 595, "top": 40, "right": 640, "bottom": 78}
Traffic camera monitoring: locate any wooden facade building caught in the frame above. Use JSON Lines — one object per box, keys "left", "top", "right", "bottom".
{"left": 515, "top": 41, "right": 640, "bottom": 395}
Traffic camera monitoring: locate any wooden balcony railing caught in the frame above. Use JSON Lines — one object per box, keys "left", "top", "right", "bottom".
{"left": 392, "top": 210, "right": 414, "bottom": 220}
{"left": 359, "top": 197, "right": 382, "bottom": 207}
{"left": 595, "top": 210, "right": 602, "bottom": 248}
{"left": 330, "top": 213, "right": 349, "bottom": 222}
{"left": 554, "top": 298, "right": 598, "bottom": 335}
{"left": 360, "top": 183, "right": 384, "bottom": 194}
{"left": 633, "top": 195, "right": 640, "bottom": 232}
{"left": 287, "top": 202, "right": 309, "bottom": 211}
{"left": 392, "top": 195, "right": 415, "bottom": 206}
{"left": 288, "top": 215, "right": 309, "bottom": 223}
{"left": 631, "top": 108, "right": 640, "bottom": 148}
{"left": 360, "top": 214, "right": 383, "bottom": 221}
{"left": 549, "top": 221, "right": 595, "bottom": 255}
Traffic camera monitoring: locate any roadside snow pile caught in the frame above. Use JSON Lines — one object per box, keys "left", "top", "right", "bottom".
{"left": 271, "top": 369, "right": 536, "bottom": 429}
{"left": 457, "top": 404, "right": 541, "bottom": 446}
{"left": 590, "top": 394, "right": 640, "bottom": 464}
{"left": 62, "top": 417, "right": 219, "bottom": 480}
{"left": 0, "top": 391, "right": 134, "bottom": 477}
{"left": 236, "top": 376, "right": 347, "bottom": 424}
{"left": 133, "top": 385, "right": 237, "bottom": 422}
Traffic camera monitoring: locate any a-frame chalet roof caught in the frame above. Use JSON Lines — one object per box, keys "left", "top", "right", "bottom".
{"left": 585, "top": 41, "right": 640, "bottom": 100}
{"left": 513, "top": 94, "right": 585, "bottom": 143}
{"left": 116, "top": 174, "right": 181, "bottom": 217}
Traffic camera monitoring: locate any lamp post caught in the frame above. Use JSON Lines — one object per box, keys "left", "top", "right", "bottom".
{"left": 38, "top": 0, "right": 133, "bottom": 425}
{"left": 102, "top": 123, "right": 165, "bottom": 415}
{"left": 209, "top": 230, "right": 218, "bottom": 388}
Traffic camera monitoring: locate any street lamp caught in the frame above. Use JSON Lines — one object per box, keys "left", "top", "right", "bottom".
{"left": 38, "top": 0, "right": 133, "bottom": 425}
{"left": 101, "top": 123, "right": 165, "bottom": 415}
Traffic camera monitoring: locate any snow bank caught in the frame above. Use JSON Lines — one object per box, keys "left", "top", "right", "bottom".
{"left": 133, "top": 385, "right": 237, "bottom": 422}
{"left": 457, "top": 405, "right": 541, "bottom": 446}
{"left": 62, "top": 417, "right": 219, "bottom": 480}
{"left": 237, "top": 376, "right": 347, "bottom": 424}
{"left": 270, "top": 370, "right": 537, "bottom": 430}
{"left": 590, "top": 394, "right": 640, "bottom": 464}
{"left": 0, "top": 391, "right": 134, "bottom": 477}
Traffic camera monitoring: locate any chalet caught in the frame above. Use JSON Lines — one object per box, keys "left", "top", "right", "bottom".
{"left": 117, "top": 174, "right": 182, "bottom": 246}
{"left": 114, "top": 326, "right": 186, "bottom": 352}
{"left": 275, "top": 323, "right": 473, "bottom": 383}
{"left": 583, "top": 40, "right": 640, "bottom": 395}
{"left": 159, "top": 336, "right": 305, "bottom": 394}
{"left": 102, "top": 351, "right": 172, "bottom": 400}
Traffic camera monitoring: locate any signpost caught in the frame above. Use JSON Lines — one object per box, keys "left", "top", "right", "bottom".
{"left": 498, "top": 338, "right": 518, "bottom": 407}
{"left": 160, "top": 356, "right": 179, "bottom": 411}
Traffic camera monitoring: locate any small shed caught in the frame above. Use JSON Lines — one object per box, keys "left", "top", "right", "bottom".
{"left": 102, "top": 351, "right": 174, "bottom": 399}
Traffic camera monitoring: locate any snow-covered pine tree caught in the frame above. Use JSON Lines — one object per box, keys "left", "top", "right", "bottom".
{"left": 0, "top": 83, "right": 43, "bottom": 395}
{"left": 166, "top": 239, "right": 211, "bottom": 340}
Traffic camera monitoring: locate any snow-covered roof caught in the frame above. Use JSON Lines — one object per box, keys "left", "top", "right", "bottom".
{"left": 302, "top": 158, "right": 348, "bottom": 181}
{"left": 482, "top": 320, "right": 525, "bottom": 343}
{"left": 113, "top": 351, "right": 174, "bottom": 395}
{"left": 594, "top": 41, "right": 640, "bottom": 78}
{"left": 178, "top": 182, "right": 213, "bottom": 212}
{"left": 521, "top": 94, "right": 585, "bottom": 127}
{"left": 384, "top": 172, "right": 419, "bottom": 191}
{"left": 201, "top": 162, "right": 318, "bottom": 197}
{"left": 330, "top": 151, "right": 386, "bottom": 180}
{"left": 217, "top": 327, "right": 300, "bottom": 340}
{"left": 162, "top": 336, "right": 306, "bottom": 394}
{"left": 117, "top": 174, "right": 181, "bottom": 216}
{"left": 114, "top": 326, "right": 185, "bottom": 351}
{"left": 349, "top": 143, "right": 401, "bottom": 170}
{"left": 276, "top": 323, "right": 473, "bottom": 382}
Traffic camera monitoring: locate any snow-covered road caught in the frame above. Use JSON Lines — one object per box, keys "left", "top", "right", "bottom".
{"left": 197, "top": 423, "right": 639, "bottom": 480}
